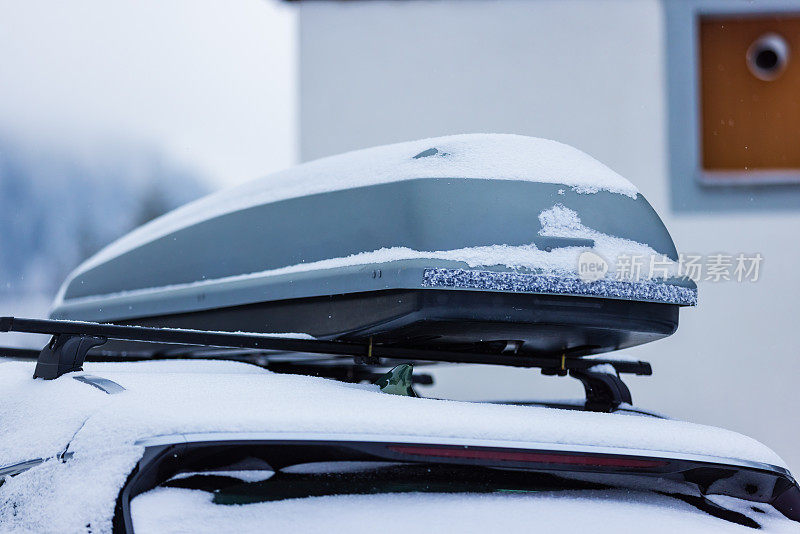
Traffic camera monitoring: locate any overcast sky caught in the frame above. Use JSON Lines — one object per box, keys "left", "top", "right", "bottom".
{"left": 0, "top": 0, "right": 296, "bottom": 188}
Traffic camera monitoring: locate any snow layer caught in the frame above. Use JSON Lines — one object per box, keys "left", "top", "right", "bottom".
{"left": 170, "top": 470, "right": 275, "bottom": 483}
{"left": 1, "top": 361, "right": 779, "bottom": 467}
{"left": 539, "top": 204, "right": 678, "bottom": 280}
{"left": 130, "top": 489, "right": 797, "bottom": 534}
{"left": 422, "top": 268, "right": 696, "bottom": 305}
{"left": 0, "top": 359, "right": 784, "bottom": 532}
{"left": 64, "top": 134, "right": 639, "bottom": 285}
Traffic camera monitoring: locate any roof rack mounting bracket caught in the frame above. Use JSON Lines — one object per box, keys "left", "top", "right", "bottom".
{"left": 569, "top": 368, "right": 633, "bottom": 412}
{"left": 33, "top": 334, "right": 107, "bottom": 380}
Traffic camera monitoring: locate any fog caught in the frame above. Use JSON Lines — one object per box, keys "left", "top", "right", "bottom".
{"left": 0, "top": 0, "right": 296, "bottom": 188}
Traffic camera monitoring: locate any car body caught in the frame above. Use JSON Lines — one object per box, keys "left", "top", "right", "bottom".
{"left": 0, "top": 358, "right": 797, "bottom": 533}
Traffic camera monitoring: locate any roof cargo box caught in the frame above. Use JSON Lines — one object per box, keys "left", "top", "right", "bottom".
{"left": 50, "top": 134, "right": 696, "bottom": 358}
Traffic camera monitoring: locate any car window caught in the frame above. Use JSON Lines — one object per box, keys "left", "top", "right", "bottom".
{"left": 130, "top": 461, "right": 789, "bottom": 534}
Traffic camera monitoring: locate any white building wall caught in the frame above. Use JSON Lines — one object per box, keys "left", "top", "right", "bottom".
{"left": 298, "top": 0, "right": 800, "bottom": 469}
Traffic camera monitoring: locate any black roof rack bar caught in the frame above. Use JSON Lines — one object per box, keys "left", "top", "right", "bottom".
{"left": 0, "top": 346, "right": 40, "bottom": 360}
{"left": 0, "top": 316, "right": 650, "bottom": 375}
{"left": 0, "top": 346, "right": 435, "bottom": 387}
{"left": 0, "top": 316, "right": 650, "bottom": 412}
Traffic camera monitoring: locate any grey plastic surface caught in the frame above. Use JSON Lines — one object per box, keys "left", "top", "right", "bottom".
{"left": 52, "top": 260, "right": 696, "bottom": 323}
{"left": 54, "top": 178, "right": 686, "bottom": 322}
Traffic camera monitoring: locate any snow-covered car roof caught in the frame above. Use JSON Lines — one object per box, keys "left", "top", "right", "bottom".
{"left": 0, "top": 359, "right": 793, "bottom": 533}
{"left": 0, "top": 359, "right": 785, "bottom": 469}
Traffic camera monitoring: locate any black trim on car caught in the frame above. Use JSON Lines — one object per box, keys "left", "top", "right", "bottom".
{"left": 112, "top": 434, "right": 800, "bottom": 532}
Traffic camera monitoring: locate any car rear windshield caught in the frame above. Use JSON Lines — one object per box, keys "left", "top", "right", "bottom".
{"left": 130, "top": 461, "right": 788, "bottom": 533}
{"left": 162, "top": 461, "right": 608, "bottom": 503}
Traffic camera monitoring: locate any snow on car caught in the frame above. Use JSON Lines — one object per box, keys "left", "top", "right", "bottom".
{"left": 0, "top": 135, "right": 796, "bottom": 532}
{"left": 0, "top": 359, "right": 797, "bottom": 533}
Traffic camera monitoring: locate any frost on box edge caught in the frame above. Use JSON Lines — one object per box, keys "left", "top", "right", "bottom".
{"left": 422, "top": 268, "right": 698, "bottom": 306}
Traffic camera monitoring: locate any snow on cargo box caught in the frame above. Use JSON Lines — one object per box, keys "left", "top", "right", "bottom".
{"left": 50, "top": 134, "right": 696, "bottom": 358}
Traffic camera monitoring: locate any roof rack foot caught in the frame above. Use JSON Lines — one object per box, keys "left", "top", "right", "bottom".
{"left": 569, "top": 368, "right": 633, "bottom": 413}
{"left": 33, "top": 334, "right": 107, "bottom": 380}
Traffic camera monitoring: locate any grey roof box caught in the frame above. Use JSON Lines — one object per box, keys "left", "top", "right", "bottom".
{"left": 50, "top": 134, "right": 696, "bottom": 358}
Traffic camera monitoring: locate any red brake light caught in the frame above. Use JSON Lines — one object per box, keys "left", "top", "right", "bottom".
{"left": 387, "top": 445, "right": 667, "bottom": 469}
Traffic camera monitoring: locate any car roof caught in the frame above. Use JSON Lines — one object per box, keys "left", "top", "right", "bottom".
{"left": 0, "top": 359, "right": 785, "bottom": 469}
